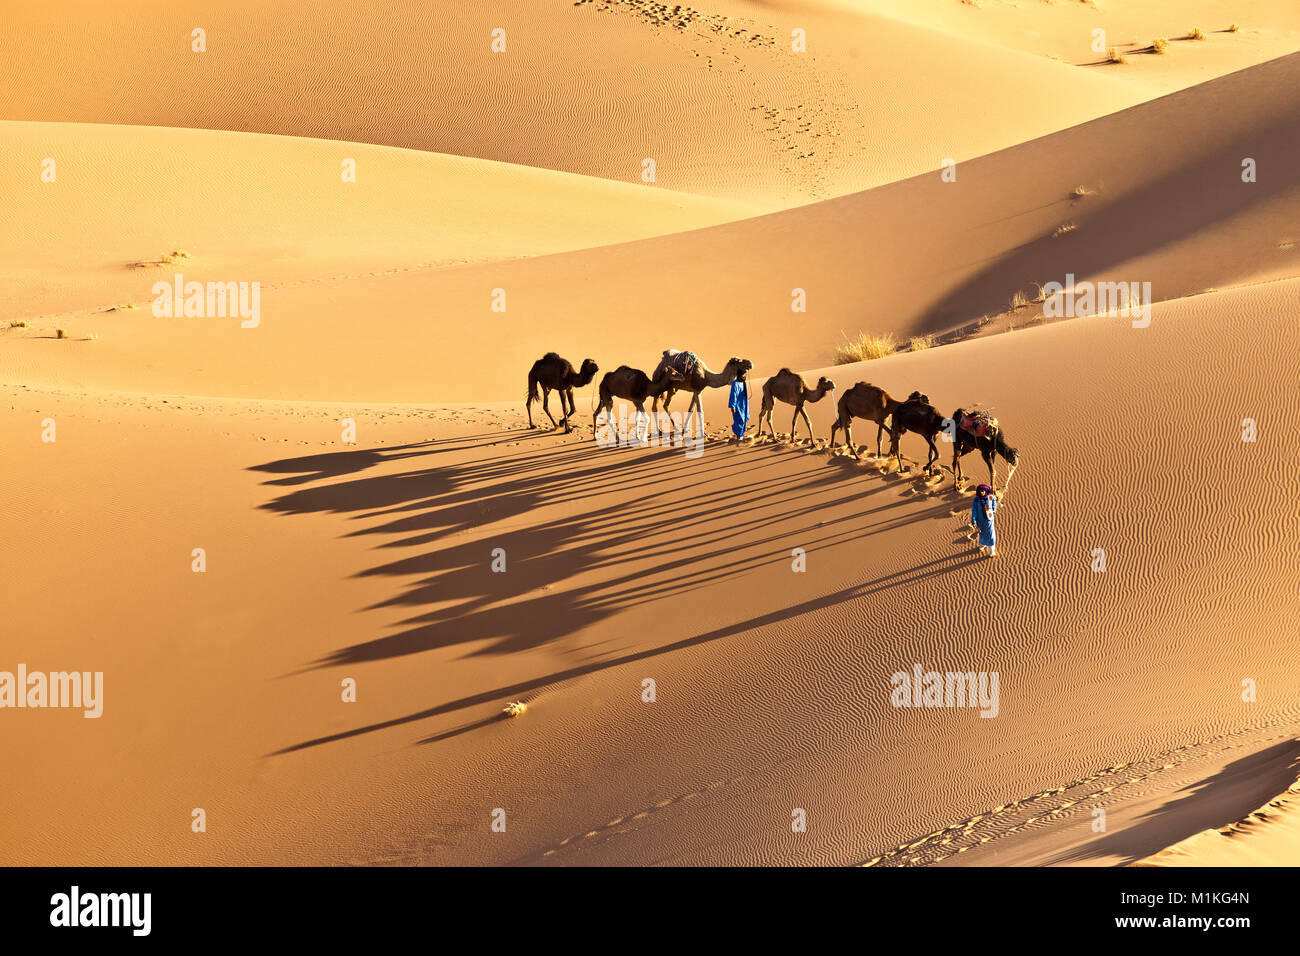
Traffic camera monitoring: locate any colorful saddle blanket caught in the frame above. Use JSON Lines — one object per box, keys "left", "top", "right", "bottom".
{"left": 662, "top": 349, "right": 701, "bottom": 377}
{"left": 959, "top": 410, "right": 999, "bottom": 438}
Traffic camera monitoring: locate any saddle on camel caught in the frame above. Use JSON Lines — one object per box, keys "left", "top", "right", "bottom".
{"left": 958, "top": 408, "right": 999, "bottom": 440}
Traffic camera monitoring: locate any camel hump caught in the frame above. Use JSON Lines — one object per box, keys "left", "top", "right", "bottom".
{"left": 542, "top": 351, "right": 562, "bottom": 361}
{"left": 777, "top": 367, "right": 794, "bottom": 377}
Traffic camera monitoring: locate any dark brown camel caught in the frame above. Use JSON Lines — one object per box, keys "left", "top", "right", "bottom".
{"left": 592, "top": 365, "right": 683, "bottom": 442}
{"left": 950, "top": 408, "right": 1021, "bottom": 492}
{"left": 828, "top": 382, "right": 900, "bottom": 460}
{"left": 888, "top": 391, "right": 946, "bottom": 476}
{"left": 756, "top": 369, "right": 836, "bottom": 441}
{"left": 525, "top": 352, "right": 598, "bottom": 433}
{"left": 650, "top": 351, "right": 753, "bottom": 439}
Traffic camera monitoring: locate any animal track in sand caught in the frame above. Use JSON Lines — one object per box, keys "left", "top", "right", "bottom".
{"left": 572, "top": 0, "right": 851, "bottom": 200}
{"left": 861, "top": 719, "right": 1300, "bottom": 866}
{"left": 574, "top": 0, "right": 773, "bottom": 44}
{"left": 530, "top": 770, "right": 756, "bottom": 862}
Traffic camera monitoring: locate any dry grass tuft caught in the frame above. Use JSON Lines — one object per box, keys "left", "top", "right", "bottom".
{"left": 834, "top": 331, "right": 897, "bottom": 364}
{"left": 503, "top": 701, "right": 528, "bottom": 717}
{"left": 1187, "top": 27, "right": 1206, "bottom": 40}
{"left": 1107, "top": 47, "right": 1125, "bottom": 63}
{"left": 1151, "top": 37, "right": 1169, "bottom": 54}
{"left": 1052, "top": 222, "right": 1078, "bottom": 238}
{"left": 908, "top": 334, "right": 935, "bottom": 352}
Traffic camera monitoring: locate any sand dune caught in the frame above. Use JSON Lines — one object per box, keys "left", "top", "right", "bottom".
{"left": 0, "top": 0, "right": 1152, "bottom": 205}
{"left": 1136, "top": 770, "right": 1300, "bottom": 867}
{"left": 0, "top": 121, "right": 763, "bottom": 320}
{"left": 5, "top": 54, "right": 1298, "bottom": 403}
{"left": 844, "top": 0, "right": 1300, "bottom": 94}
{"left": 5, "top": 0, "right": 1299, "bottom": 872}
{"left": 4, "top": 278, "right": 1298, "bottom": 865}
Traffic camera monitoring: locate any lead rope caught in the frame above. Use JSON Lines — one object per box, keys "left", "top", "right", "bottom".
{"left": 827, "top": 386, "right": 836, "bottom": 445}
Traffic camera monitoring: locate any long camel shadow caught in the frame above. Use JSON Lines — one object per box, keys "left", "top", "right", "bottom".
{"left": 251, "top": 430, "right": 976, "bottom": 754}
{"left": 272, "top": 549, "right": 982, "bottom": 755}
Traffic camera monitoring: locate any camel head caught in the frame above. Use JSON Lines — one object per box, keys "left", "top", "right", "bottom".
{"left": 815, "top": 376, "right": 836, "bottom": 395}
{"left": 576, "top": 358, "right": 600, "bottom": 385}
{"left": 648, "top": 365, "right": 685, "bottom": 396}
{"left": 998, "top": 435, "right": 1020, "bottom": 466}
{"left": 729, "top": 357, "right": 753, "bottom": 378}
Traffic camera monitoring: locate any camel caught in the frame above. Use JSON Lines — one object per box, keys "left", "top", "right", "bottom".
{"left": 650, "top": 350, "right": 753, "bottom": 438}
{"left": 888, "top": 391, "right": 946, "bottom": 476}
{"left": 525, "top": 352, "right": 598, "bottom": 433}
{"left": 950, "top": 408, "right": 1021, "bottom": 492}
{"left": 592, "top": 365, "right": 684, "bottom": 443}
{"left": 756, "top": 369, "right": 836, "bottom": 441}
{"left": 827, "top": 382, "right": 900, "bottom": 459}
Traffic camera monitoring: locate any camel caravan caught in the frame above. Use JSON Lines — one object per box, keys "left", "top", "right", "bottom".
{"left": 525, "top": 350, "right": 1020, "bottom": 492}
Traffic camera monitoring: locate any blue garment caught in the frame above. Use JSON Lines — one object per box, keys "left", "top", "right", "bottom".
{"left": 728, "top": 379, "right": 749, "bottom": 437}
{"left": 972, "top": 493, "right": 998, "bottom": 548}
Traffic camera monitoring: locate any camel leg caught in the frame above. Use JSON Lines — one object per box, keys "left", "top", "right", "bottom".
{"left": 790, "top": 406, "right": 800, "bottom": 442}
{"left": 526, "top": 397, "right": 534, "bottom": 429}
{"left": 845, "top": 421, "right": 860, "bottom": 460}
{"left": 892, "top": 429, "right": 906, "bottom": 473}
{"left": 659, "top": 390, "right": 677, "bottom": 441}
{"left": 926, "top": 438, "right": 940, "bottom": 477}
{"left": 876, "top": 420, "right": 886, "bottom": 458}
{"left": 561, "top": 388, "right": 575, "bottom": 433}
{"left": 540, "top": 389, "right": 558, "bottom": 429}
{"left": 593, "top": 400, "right": 610, "bottom": 441}
{"left": 633, "top": 401, "right": 649, "bottom": 443}
{"left": 798, "top": 406, "right": 814, "bottom": 442}
{"left": 953, "top": 445, "right": 964, "bottom": 488}
{"left": 687, "top": 392, "right": 704, "bottom": 441}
